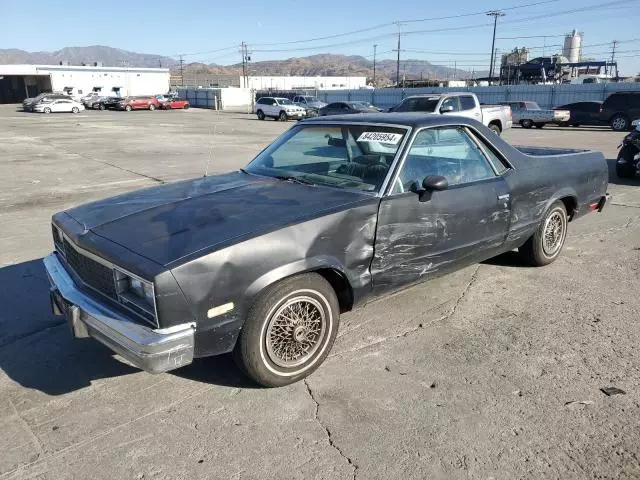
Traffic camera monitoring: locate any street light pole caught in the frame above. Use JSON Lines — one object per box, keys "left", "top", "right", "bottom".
{"left": 487, "top": 10, "right": 505, "bottom": 82}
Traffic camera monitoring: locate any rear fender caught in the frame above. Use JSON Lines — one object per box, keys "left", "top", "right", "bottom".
{"left": 545, "top": 187, "right": 578, "bottom": 219}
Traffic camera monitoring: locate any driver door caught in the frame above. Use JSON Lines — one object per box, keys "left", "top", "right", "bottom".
{"left": 371, "top": 126, "right": 511, "bottom": 295}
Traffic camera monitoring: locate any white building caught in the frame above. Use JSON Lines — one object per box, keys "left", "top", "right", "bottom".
{"left": 0, "top": 64, "right": 170, "bottom": 103}
{"left": 239, "top": 76, "right": 367, "bottom": 91}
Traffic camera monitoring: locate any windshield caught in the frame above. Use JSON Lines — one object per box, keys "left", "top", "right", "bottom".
{"left": 245, "top": 124, "right": 408, "bottom": 193}
{"left": 277, "top": 99, "right": 294, "bottom": 105}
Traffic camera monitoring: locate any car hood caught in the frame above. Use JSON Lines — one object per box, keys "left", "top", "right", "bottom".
{"left": 64, "top": 171, "right": 371, "bottom": 267}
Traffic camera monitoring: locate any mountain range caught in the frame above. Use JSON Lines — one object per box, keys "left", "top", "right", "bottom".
{"left": 0, "top": 46, "right": 485, "bottom": 83}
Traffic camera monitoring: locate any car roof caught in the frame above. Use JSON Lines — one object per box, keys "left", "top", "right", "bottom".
{"left": 300, "top": 112, "right": 485, "bottom": 129}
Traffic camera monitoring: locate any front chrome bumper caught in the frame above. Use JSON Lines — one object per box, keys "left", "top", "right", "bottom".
{"left": 43, "top": 253, "right": 195, "bottom": 373}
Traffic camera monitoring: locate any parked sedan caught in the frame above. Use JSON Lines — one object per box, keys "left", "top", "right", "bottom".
{"left": 116, "top": 96, "right": 160, "bottom": 111}
{"left": 319, "top": 101, "right": 382, "bottom": 116}
{"left": 160, "top": 98, "right": 190, "bottom": 110}
{"left": 23, "top": 93, "right": 69, "bottom": 111}
{"left": 44, "top": 113, "right": 609, "bottom": 387}
{"left": 34, "top": 98, "right": 85, "bottom": 114}
{"left": 95, "top": 96, "right": 123, "bottom": 110}
{"left": 554, "top": 101, "right": 605, "bottom": 127}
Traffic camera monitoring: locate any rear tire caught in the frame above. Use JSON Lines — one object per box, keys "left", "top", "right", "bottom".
{"left": 488, "top": 123, "right": 501, "bottom": 136}
{"left": 616, "top": 145, "right": 637, "bottom": 178}
{"left": 43, "top": 107, "right": 51, "bottom": 114}
{"left": 257, "top": 110, "right": 265, "bottom": 120}
{"left": 611, "top": 114, "right": 629, "bottom": 132}
{"left": 521, "top": 119, "right": 533, "bottom": 129}
{"left": 234, "top": 273, "right": 340, "bottom": 387}
{"left": 98, "top": 103, "right": 105, "bottom": 110}
{"left": 519, "top": 201, "right": 568, "bottom": 267}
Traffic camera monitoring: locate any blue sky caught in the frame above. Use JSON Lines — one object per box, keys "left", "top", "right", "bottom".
{"left": 2, "top": 0, "right": 639, "bottom": 75}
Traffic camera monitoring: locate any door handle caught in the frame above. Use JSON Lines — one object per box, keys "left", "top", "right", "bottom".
{"left": 497, "top": 194, "right": 510, "bottom": 200}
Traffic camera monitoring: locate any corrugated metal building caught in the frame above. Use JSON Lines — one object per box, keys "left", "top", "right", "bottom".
{"left": 0, "top": 65, "right": 170, "bottom": 103}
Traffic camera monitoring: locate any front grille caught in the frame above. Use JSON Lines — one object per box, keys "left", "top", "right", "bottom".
{"left": 63, "top": 238, "right": 118, "bottom": 300}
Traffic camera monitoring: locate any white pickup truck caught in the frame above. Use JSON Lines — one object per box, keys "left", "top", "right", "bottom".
{"left": 501, "top": 101, "right": 570, "bottom": 129}
{"left": 388, "top": 92, "right": 513, "bottom": 135}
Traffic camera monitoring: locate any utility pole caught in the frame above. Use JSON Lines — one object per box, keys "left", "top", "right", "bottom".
{"left": 394, "top": 23, "right": 402, "bottom": 87}
{"left": 179, "top": 55, "right": 184, "bottom": 86}
{"left": 487, "top": 10, "right": 505, "bottom": 82}
{"left": 373, "top": 44, "right": 377, "bottom": 87}
{"left": 240, "top": 42, "right": 247, "bottom": 88}
{"left": 611, "top": 40, "right": 619, "bottom": 79}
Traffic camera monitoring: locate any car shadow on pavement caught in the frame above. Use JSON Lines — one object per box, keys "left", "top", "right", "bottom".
{"left": 0, "top": 258, "right": 257, "bottom": 394}
{"left": 173, "top": 355, "right": 260, "bottom": 389}
{"left": 482, "top": 250, "right": 530, "bottom": 268}
{"left": 0, "top": 259, "right": 140, "bottom": 395}
{"left": 607, "top": 158, "right": 640, "bottom": 187}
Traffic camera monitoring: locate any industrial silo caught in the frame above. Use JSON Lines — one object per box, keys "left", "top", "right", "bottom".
{"left": 563, "top": 30, "right": 583, "bottom": 63}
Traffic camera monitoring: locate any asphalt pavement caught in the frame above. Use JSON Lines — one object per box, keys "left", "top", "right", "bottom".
{"left": 0, "top": 106, "right": 638, "bottom": 479}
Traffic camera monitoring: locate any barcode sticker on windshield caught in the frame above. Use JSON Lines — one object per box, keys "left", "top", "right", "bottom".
{"left": 357, "top": 132, "right": 402, "bottom": 144}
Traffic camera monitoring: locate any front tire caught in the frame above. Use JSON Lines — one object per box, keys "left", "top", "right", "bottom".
{"left": 519, "top": 201, "right": 568, "bottom": 266}
{"left": 98, "top": 103, "right": 105, "bottom": 110}
{"left": 72, "top": 107, "right": 79, "bottom": 113}
{"left": 616, "top": 145, "right": 637, "bottom": 178}
{"left": 279, "top": 111, "right": 288, "bottom": 121}
{"left": 149, "top": 104, "right": 156, "bottom": 111}
{"left": 125, "top": 105, "right": 132, "bottom": 112}
{"left": 235, "top": 273, "right": 340, "bottom": 387}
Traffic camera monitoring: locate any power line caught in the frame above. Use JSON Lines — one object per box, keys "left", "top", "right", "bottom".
{"left": 251, "top": 0, "right": 560, "bottom": 47}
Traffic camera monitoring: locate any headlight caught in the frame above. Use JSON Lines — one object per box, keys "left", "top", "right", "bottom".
{"left": 115, "top": 270, "right": 155, "bottom": 310}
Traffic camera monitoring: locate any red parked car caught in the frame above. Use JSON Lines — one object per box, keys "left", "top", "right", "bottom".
{"left": 116, "top": 96, "right": 160, "bottom": 111}
{"left": 161, "top": 98, "right": 190, "bottom": 110}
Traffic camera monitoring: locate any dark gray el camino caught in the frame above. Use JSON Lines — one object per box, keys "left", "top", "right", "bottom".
{"left": 45, "top": 114, "right": 610, "bottom": 386}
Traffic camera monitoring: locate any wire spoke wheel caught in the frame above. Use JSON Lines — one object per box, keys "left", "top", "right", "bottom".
{"left": 265, "top": 296, "right": 326, "bottom": 368}
{"left": 542, "top": 211, "right": 565, "bottom": 256}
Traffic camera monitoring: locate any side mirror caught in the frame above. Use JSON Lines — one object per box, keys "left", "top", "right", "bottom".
{"left": 422, "top": 175, "right": 448, "bottom": 191}
{"left": 440, "top": 105, "right": 455, "bottom": 113}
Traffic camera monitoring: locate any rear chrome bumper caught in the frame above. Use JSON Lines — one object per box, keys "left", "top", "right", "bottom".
{"left": 43, "top": 253, "right": 194, "bottom": 373}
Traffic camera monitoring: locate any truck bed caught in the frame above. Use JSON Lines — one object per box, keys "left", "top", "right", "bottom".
{"left": 514, "top": 146, "right": 589, "bottom": 157}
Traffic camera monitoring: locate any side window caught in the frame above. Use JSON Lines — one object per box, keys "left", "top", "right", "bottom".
{"left": 440, "top": 96, "right": 459, "bottom": 112}
{"left": 466, "top": 128, "right": 511, "bottom": 175}
{"left": 459, "top": 96, "right": 476, "bottom": 111}
{"left": 393, "top": 127, "right": 496, "bottom": 193}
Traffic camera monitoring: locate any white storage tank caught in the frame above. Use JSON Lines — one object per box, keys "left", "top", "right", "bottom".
{"left": 563, "top": 30, "right": 583, "bottom": 63}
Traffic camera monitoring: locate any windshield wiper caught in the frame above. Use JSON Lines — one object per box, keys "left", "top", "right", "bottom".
{"left": 273, "top": 174, "right": 315, "bottom": 186}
